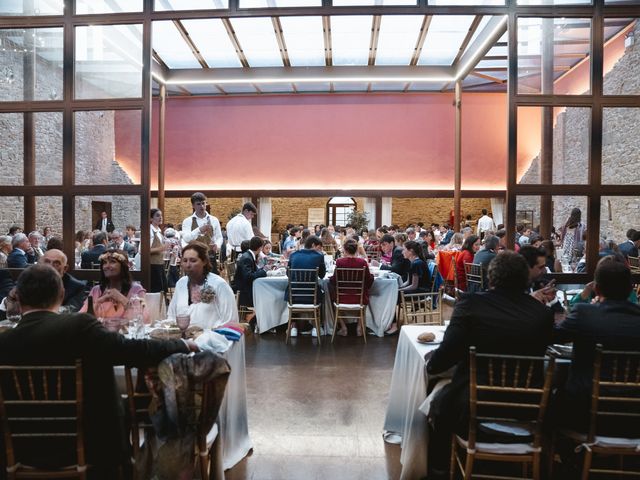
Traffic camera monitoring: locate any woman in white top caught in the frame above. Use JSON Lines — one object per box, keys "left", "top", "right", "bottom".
{"left": 167, "top": 241, "right": 238, "bottom": 330}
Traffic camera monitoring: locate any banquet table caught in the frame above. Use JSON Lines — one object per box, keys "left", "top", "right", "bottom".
{"left": 114, "top": 336, "right": 252, "bottom": 471}
{"left": 383, "top": 324, "right": 449, "bottom": 480}
{"left": 252, "top": 274, "right": 399, "bottom": 337}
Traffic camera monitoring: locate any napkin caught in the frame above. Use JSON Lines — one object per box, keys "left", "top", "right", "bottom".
{"left": 194, "top": 330, "right": 232, "bottom": 354}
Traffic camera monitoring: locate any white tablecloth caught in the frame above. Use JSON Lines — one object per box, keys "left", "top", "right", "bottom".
{"left": 114, "top": 337, "right": 252, "bottom": 471}
{"left": 383, "top": 324, "right": 447, "bottom": 480}
{"left": 252, "top": 275, "right": 399, "bottom": 337}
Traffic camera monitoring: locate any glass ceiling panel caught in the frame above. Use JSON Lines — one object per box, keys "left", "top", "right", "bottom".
{"left": 230, "top": 17, "right": 283, "bottom": 67}
{"left": 465, "top": 16, "right": 492, "bottom": 53}
{"left": 407, "top": 81, "right": 449, "bottom": 91}
{"left": 430, "top": 0, "right": 503, "bottom": 4}
{"left": 154, "top": 0, "right": 228, "bottom": 10}
{"left": 376, "top": 15, "right": 424, "bottom": 66}
{"left": 294, "top": 82, "right": 330, "bottom": 92}
{"left": 185, "top": 84, "right": 224, "bottom": 95}
{"left": 280, "top": 16, "right": 325, "bottom": 67}
{"left": 332, "top": 82, "right": 369, "bottom": 91}
{"left": 1, "top": 0, "right": 63, "bottom": 15}
{"left": 370, "top": 81, "right": 408, "bottom": 91}
{"left": 419, "top": 15, "right": 475, "bottom": 65}
{"left": 333, "top": 0, "right": 416, "bottom": 4}
{"left": 76, "top": 0, "right": 142, "bottom": 14}
{"left": 152, "top": 21, "right": 201, "bottom": 69}
{"left": 181, "top": 19, "right": 242, "bottom": 68}
{"left": 219, "top": 84, "right": 259, "bottom": 94}
{"left": 331, "top": 16, "right": 373, "bottom": 66}
{"left": 240, "top": 0, "right": 321, "bottom": 6}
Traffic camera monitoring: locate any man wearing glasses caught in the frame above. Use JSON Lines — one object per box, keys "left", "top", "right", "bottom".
{"left": 181, "top": 192, "right": 223, "bottom": 274}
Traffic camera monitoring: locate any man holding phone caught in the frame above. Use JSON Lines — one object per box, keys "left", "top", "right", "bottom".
{"left": 520, "top": 245, "right": 559, "bottom": 305}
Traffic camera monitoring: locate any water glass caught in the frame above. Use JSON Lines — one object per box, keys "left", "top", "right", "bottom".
{"left": 176, "top": 314, "right": 191, "bottom": 338}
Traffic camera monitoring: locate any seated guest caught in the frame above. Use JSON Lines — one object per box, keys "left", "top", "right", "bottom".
{"left": 235, "top": 236, "right": 268, "bottom": 319}
{"left": 329, "top": 238, "right": 374, "bottom": 337}
{"left": 81, "top": 231, "right": 108, "bottom": 269}
{"left": 442, "top": 232, "right": 463, "bottom": 252}
{"left": 286, "top": 235, "right": 326, "bottom": 338}
{"left": 455, "top": 234, "right": 480, "bottom": 291}
{"left": 473, "top": 234, "right": 499, "bottom": 290}
{"left": 39, "top": 249, "right": 87, "bottom": 312}
{"left": 28, "top": 231, "right": 44, "bottom": 261}
{"left": 379, "top": 234, "right": 410, "bottom": 281}
{"left": 519, "top": 245, "right": 558, "bottom": 305}
{"left": 0, "top": 234, "right": 12, "bottom": 268}
{"left": 80, "top": 249, "right": 148, "bottom": 322}
{"left": 46, "top": 236, "right": 64, "bottom": 251}
{"left": 541, "top": 239, "right": 562, "bottom": 273}
{"left": 0, "top": 264, "right": 197, "bottom": 477}
{"left": 110, "top": 229, "right": 136, "bottom": 258}
{"left": 363, "top": 229, "right": 378, "bottom": 248}
{"left": 7, "top": 233, "right": 34, "bottom": 268}
{"left": 554, "top": 256, "right": 640, "bottom": 433}
{"left": 283, "top": 227, "right": 301, "bottom": 254}
{"left": 258, "top": 240, "right": 281, "bottom": 268}
{"left": 320, "top": 227, "right": 338, "bottom": 252}
{"left": 618, "top": 228, "right": 640, "bottom": 259}
{"left": 427, "top": 252, "right": 554, "bottom": 477}
{"left": 167, "top": 242, "right": 238, "bottom": 330}
{"left": 439, "top": 224, "right": 454, "bottom": 246}
{"left": 393, "top": 232, "right": 407, "bottom": 249}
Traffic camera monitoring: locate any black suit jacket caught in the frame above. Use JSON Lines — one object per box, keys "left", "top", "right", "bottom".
{"left": 380, "top": 246, "right": 410, "bottom": 281}
{"left": 80, "top": 244, "right": 107, "bottom": 269}
{"left": 0, "top": 311, "right": 188, "bottom": 467}
{"left": 427, "top": 289, "right": 554, "bottom": 434}
{"left": 62, "top": 273, "right": 88, "bottom": 312}
{"left": 95, "top": 218, "right": 115, "bottom": 233}
{"left": 0, "top": 269, "right": 14, "bottom": 302}
{"left": 234, "top": 251, "right": 266, "bottom": 307}
{"left": 618, "top": 240, "right": 639, "bottom": 259}
{"left": 6, "top": 249, "right": 29, "bottom": 268}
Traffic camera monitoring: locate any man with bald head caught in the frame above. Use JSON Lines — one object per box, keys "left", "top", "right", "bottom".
{"left": 39, "top": 249, "right": 87, "bottom": 312}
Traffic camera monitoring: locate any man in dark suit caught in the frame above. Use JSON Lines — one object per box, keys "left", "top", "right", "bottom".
{"left": 286, "top": 235, "right": 326, "bottom": 337}
{"left": 618, "top": 228, "right": 640, "bottom": 259}
{"left": 379, "top": 234, "right": 410, "bottom": 281}
{"left": 234, "top": 236, "right": 267, "bottom": 319}
{"left": 39, "top": 249, "right": 87, "bottom": 312}
{"left": 426, "top": 251, "right": 554, "bottom": 477}
{"left": 6, "top": 233, "right": 34, "bottom": 268}
{"left": 554, "top": 256, "right": 640, "bottom": 432}
{"left": 109, "top": 230, "right": 137, "bottom": 258}
{"left": 0, "top": 264, "right": 198, "bottom": 477}
{"left": 81, "top": 231, "right": 108, "bottom": 269}
{"left": 439, "top": 223, "right": 454, "bottom": 246}
{"left": 94, "top": 211, "right": 115, "bottom": 233}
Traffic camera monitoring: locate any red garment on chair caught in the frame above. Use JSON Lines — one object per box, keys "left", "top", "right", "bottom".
{"left": 329, "top": 257, "right": 374, "bottom": 305}
{"left": 455, "top": 250, "right": 474, "bottom": 291}
{"left": 437, "top": 250, "right": 459, "bottom": 282}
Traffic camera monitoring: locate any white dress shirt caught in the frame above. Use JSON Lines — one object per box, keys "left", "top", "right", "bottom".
{"left": 477, "top": 215, "right": 496, "bottom": 234}
{"left": 226, "top": 213, "right": 254, "bottom": 250}
{"left": 181, "top": 213, "right": 223, "bottom": 249}
{"left": 166, "top": 273, "right": 239, "bottom": 329}
{"left": 101, "top": 218, "right": 108, "bottom": 232}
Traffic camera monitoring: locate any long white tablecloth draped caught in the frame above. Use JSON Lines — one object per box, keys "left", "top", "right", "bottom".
{"left": 252, "top": 275, "right": 399, "bottom": 337}
{"left": 114, "top": 337, "right": 252, "bottom": 472}
{"left": 383, "top": 325, "right": 447, "bottom": 480}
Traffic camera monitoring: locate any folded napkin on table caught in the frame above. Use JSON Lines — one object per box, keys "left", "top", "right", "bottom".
{"left": 194, "top": 330, "right": 232, "bottom": 354}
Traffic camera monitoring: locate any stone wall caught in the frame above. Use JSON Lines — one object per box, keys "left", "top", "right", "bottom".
{"left": 392, "top": 198, "right": 492, "bottom": 228}
{"left": 518, "top": 20, "right": 640, "bottom": 244}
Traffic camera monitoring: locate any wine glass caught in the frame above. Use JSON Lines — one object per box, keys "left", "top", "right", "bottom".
{"left": 176, "top": 313, "right": 191, "bottom": 339}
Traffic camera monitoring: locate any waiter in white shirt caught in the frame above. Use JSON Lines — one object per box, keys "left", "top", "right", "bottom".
{"left": 226, "top": 202, "right": 257, "bottom": 260}
{"left": 476, "top": 208, "right": 496, "bottom": 240}
{"left": 181, "top": 192, "right": 223, "bottom": 273}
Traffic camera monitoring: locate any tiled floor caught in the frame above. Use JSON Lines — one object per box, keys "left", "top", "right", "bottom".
{"left": 225, "top": 328, "right": 403, "bottom": 480}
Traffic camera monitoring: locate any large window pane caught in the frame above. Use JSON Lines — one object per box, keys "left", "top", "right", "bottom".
{"left": 35, "top": 112, "right": 62, "bottom": 185}
{"left": 76, "top": 0, "right": 142, "bottom": 14}
{"left": 155, "top": 0, "right": 229, "bottom": 10}
{"left": 603, "top": 18, "right": 639, "bottom": 95}
{"left": 75, "top": 25, "right": 142, "bottom": 99}
{"left": 601, "top": 197, "right": 640, "bottom": 248}
{"left": 75, "top": 110, "right": 141, "bottom": 186}
{"left": 0, "top": 1, "right": 63, "bottom": 15}
{"left": 602, "top": 107, "right": 640, "bottom": 185}
{"left": 0, "top": 113, "right": 23, "bottom": 186}
{"left": 75, "top": 195, "right": 141, "bottom": 269}
{"left": 518, "top": 18, "right": 591, "bottom": 95}
{"left": 0, "top": 28, "right": 63, "bottom": 102}
{"left": 241, "top": 0, "right": 321, "bottom": 6}
{"left": 35, "top": 196, "right": 63, "bottom": 241}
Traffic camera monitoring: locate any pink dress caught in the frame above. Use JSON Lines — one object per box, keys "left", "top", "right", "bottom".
{"left": 80, "top": 282, "right": 147, "bottom": 321}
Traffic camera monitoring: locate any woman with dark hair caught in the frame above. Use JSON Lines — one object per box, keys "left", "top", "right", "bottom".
{"left": 149, "top": 208, "right": 167, "bottom": 293}
{"left": 455, "top": 234, "right": 481, "bottom": 291}
{"left": 80, "top": 249, "right": 148, "bottom": 322}
{"left": 329, "top": 238, "right": 374, "bottom": 337}
{"left": 560, "top": 207, "right": 586, "bottom": 264}
{"left": 166, "top": 241, "right": 238, "bottom": 329}
{"left": 541, "top": 239, "right": 562, "bottom": 273}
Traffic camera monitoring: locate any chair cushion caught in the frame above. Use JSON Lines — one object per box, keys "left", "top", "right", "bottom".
{"left": 334, "top": 303, "right": 364, "bottom": 309}
{"left": 455, "top": 435, "right": 541, "bottom": 455}
{"left": 288, "top": 304, "right": 320, "bottom": 309}
{"left": 560, "top": 429, "right": 640, "bottom": 450}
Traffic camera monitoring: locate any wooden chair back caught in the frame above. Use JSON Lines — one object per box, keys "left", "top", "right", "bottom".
{"left": 400, "top": 291, "right": 443, "bottom": 325}
{"left": 225, "top": 261, "right": 236, "bottom": 287}
{"left": 365, "top": 245, "right": 381, "bottom": 262}
{"left": 287, "top": 268, "right": 320, "bottom": 306}
{"left": 467, "top": 347, "right": 555, "bottom": 452}
{"left": 0, "top": 361, "right": 87, "bottom": 479}
{"left": 323, "top": 243, "right": 336, "bottom": 257}
{"left": 333, "top": 267, "right": 366, "bottom": 306}
{"left": 587, "top": 345, "right": 640, "bottom": 443}
{"left": 628, "top": 255, "right": 640, "bottom": 272}
{"left": 464, "top": 262, "right": 484, "bottom": 293}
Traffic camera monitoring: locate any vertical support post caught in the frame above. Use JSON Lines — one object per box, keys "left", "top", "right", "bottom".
{"left": 539, "top": 16, "right": 554, "bottom": 239}
{"left": 157, "top": 83, "right": 166, "bottom": 215}
{"left": 251, "top": 196, "right": 258, "bottom": 227}
{"left": 506, "top": 7, "right": 518, "bottom": 250}
{"left": 375, "top": 197, "right": 382, "bottom": 229}
{"left": 62, "top": 0, "right": 76, "bottom": 269}
{"left": 140, "top": 0, "right": 153, "bottom": 289}
{"left": 454, "top": 81, "right": 462, "bottom": 233}
{"left": 23, "top": 24, "right": 36, "bottom": 233}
